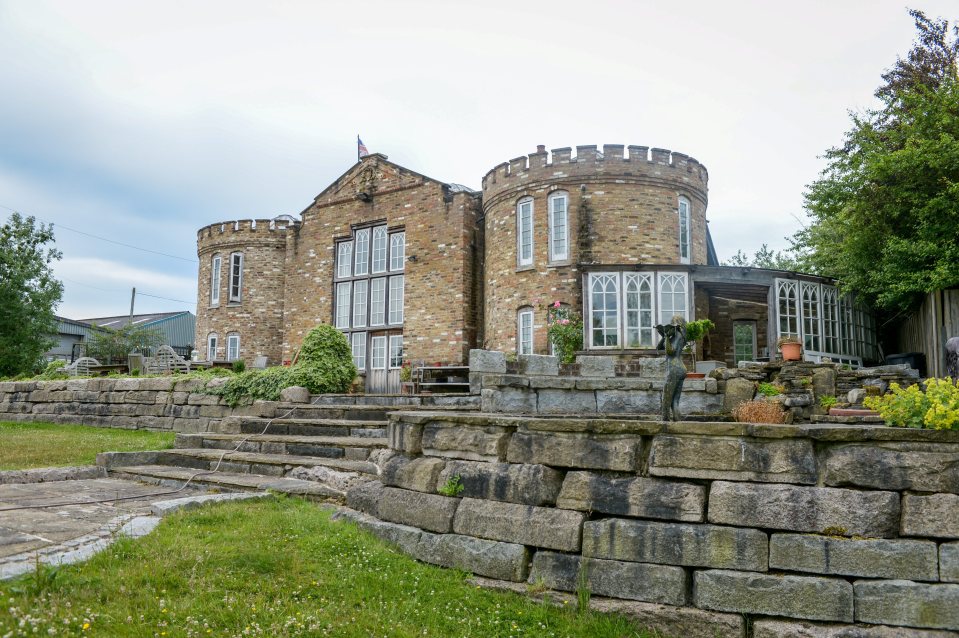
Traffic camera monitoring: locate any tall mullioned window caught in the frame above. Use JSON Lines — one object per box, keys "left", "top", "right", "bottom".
{"left": 517, "top": 197, "right": 533, "bottom": 267}
{"left": 210, "top": 255, "right": 221, "bottom": 306}
{"left": 548, "top": 191, "right": 568, "bottom": 262}
{"left": 228, "top": 252, "right": 243, "bottom": 302}
{"left": 678, "top": 197, "right": 691, "bottom": 264}
{"left": 518, "top": 308, "right": 533, "bottom": 355}
{"left": 227, "top": 333, "right": 240, "bottom": 361}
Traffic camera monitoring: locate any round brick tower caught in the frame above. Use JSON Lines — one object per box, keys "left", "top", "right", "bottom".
{"left": 481, "top": 144, "right": 709, "bottom": 354}
{"left": 195, "top": 217, "right": 298, "bottom": 365}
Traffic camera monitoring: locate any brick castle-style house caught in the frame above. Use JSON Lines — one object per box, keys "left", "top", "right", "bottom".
{"left": 195, "top": 144, "right": 878, "bottom": 392}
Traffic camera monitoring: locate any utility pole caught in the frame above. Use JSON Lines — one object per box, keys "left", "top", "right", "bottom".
{"left": 129, "top": 287, "right": 135, "bottom": 323}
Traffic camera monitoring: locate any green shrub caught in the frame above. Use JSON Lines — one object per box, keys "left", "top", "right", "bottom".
{"left": 864, "top": 378, "right": 959, "bottom": 430}
{"left": 35, "top": 360, "right": 68, "bottom": 380}
{"left": 213, "top": 325, "right": 356, "bottom": 405}
{"left": 757, "top": 382, "right": 784, "bottom": 397}
{"left": 819, "top": 395, "right": 838, "bottom": 410}
{"left": 232, "top": 360, "right": 246, "bottom": 374}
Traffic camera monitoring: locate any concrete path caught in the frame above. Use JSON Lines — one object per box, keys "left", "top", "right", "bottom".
{"left": 0, "top": 476, "right": 234, "bottom": 580}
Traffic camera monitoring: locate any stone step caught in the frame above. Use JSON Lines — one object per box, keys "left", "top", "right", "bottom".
{"left": 107, "top": 465, "right": 345, "bottom": 499}
{"left": 211, "top": 417, "right": 386, "bottom": 437}
{"left": 175, "top": 433, "right": 387, "bottom": 460}
{"left": 269, "top": 403, "right": 393, "bottom": 422}
{"left": 99, "top": 448, "right": 379, "bottom": 477}
{"left": 308, "top": 394, "right": 481, "bottom": 408}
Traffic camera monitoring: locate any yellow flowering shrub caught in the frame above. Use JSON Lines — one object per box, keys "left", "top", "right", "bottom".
{"left": 864, "top": 377, "right": 959, "bottom": 430}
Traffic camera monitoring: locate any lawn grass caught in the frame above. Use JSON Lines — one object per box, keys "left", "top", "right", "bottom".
{"left": 0, "top": 498, "right": 653, "bottom": 638}
{"left": 0, "top": 421, "right": 174, "bottom": 470}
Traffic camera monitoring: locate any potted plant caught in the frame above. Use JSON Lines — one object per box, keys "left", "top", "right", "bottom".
{"left": 777, "top": 335, "right": 802, "bottom": 361}
{"left": 684, "top": 318, "right": 715, "bottom": 377}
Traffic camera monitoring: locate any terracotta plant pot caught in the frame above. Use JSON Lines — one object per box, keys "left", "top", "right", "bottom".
{"left": 781, "top": 342, "right": 802, "bottom": 361}
{"left": 686, "top": 372, "right": 706, "bottom": 379}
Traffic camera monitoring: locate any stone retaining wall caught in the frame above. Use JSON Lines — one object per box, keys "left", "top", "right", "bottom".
{"left": 0, "top": 378, "right": 262, "bottom": 432}
{"left": 345, "top": 410, "right": 959, "bottom": 636}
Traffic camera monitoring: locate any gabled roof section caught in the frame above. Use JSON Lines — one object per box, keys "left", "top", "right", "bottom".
{"left": 309, "top": 153, "right": 455, "bottom": 208}
{"left": 80, "top": 311, "right": 193, "bottom": 330}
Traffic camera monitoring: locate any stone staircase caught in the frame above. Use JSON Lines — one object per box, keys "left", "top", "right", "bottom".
{"left": 98, "top": 395, "right": 479, "bottom": 500}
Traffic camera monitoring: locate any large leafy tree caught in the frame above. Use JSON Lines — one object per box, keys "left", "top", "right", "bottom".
{"left": 0, "top": 213, "right": 64, "bottom": 376}
{"left": 796, "top": 10, "right": 959, "bottom": 312}
{"left": 723, "top": 243, "right": 803, "bottom": 271}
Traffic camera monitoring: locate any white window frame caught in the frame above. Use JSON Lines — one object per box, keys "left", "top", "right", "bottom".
{"left": 228, "top": 252, "right": 243, "bottom": 302}
{"left": 390, "top": 232, "right": 405, "bottom": 271}
{"left": 657, "top": 272, "right": 689, "bottom": 326}
{"left": 624, "top": 273, "right": 654, "bottom": 348}
{"left": 354, "top": 228, "right": 370, "bottom": 276}
{"left": 352, "top": 280, "right": 368, "bottom": 328}
{"left": 351, "top": 332, "right": 367, "bottom": 371}
{"left": 776, "top": 279, "right": 800, "bottom": 341}
{"left": 518, "top": 309, "right": 534, "bottom": 355}
{"left": 389, "top": 335, "right": 404, "bottom": 369}
{"left": 370, "top": 277, "right": 386, "bottom": 326}
{"left": 588, "top": 273, "right": 620, "bottom": 348}
{"left": 388, "top": 275, "right": 404, "bottom": 325}
{"left": 517, "top": 197, "right": 533, "bottom": 267}
{"left": 372, "top": 226, "right": 388, "bottom": 274}
{"left": 678, "top": 197, "right": 691, "bottom": 265}
{"left": 801, "top": 282, "right": 822, "bottom": 355}
{"left": 370, "top": 336, "right": 387, "bottom": 370}
{"left": 548, "top": 191, "right": 569, "bottom": 262}
{"left": 207, "top": 333, "right": 218, "bottom": 361}
{"left": 336, "top": 241, "right": 353, "bottom": 279}
{"left": 226, "top": 334, "right": 240, "bottom": 361}
{"left": 210, "top": 255, "right": 221, "bottom": 306}
{"left": 335, "top": 282, "right": 351, "bottom": 329}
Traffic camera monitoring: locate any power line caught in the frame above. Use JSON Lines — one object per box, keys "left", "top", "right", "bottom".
{"left": 61, "top": 277, "right": 196, "bottom": 306}
{"left": 136, "top": 291, "right": 196, "bottom": 305}
{"left": 0, "top": 203, "right": 199, "bottom": 263}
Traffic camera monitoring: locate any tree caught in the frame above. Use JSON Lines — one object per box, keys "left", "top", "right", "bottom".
{"left": 796, "top": 10, "right": 959, "bottom": 312}
{"left": 723, "top": 243, "right": 803, "bottom": 271}
{"left": 86, "top": 324, "right": 164, "bottom": 362}
{"left": 0, "top": 213, "right": 64, "bottom": 376}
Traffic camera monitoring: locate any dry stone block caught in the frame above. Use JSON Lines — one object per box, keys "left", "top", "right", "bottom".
{"left": 279, "top": 386, "right": 310, "bottom": 403}
{"left": 433, "top": 534, "right": 530, "bottom": 582}
{"left": 528, "top": 551, "right": 687, "bottom": 605}
{"left": 824, "top": 442, "right": 959, "bottom": 493}
{"left": 941, "top": 542, "right": 959, "bottom": 582}
{"left": 518, "top": 354, "right": 559, "bottom": 376}
{"left": 901, "top": 494, "right": 959, "bottom": 539}
{"left": 557, "top": 472, "right": 704, "bottom": 522}
{"left": 708, "top": 481, "right": 900, "bottom": 538}
{"left": 378, "top": 487, "right": 459, "bottom": 534}
{"left": 649, "top": 434, "right": 817, "bottom": 483}
{"left": 753, "top": 619, "right": 957, "bottom": 638}
{"left": 469, "top": 349, "right": 507, "bottom": 374}
{"left": 381, "top": 456, "right": 446, "bottom": 493}
{"left": 723, "top": 377, "right": 756, "bottom": 413}
{"left": 421, "top": 422, "right": 512, "bottom": 462}
{"left": 345, "top": 480, "right": 385, "bottom": 517}
{"left": 693, "top": 569, "right": 853, "bottom": 622}
{"left": 583, "top": 518, "right": 767, "bottom": 571}
{"left": 769, "top": 534, "right": 938, "bottom": 581}
{"left": 507, "top": 430, "right": 641, "bottom": 471}
{"left": 387, "top": 420, "right": 423, "bottom": 454}
{"left": 589, "top": 599, "right": 744, "bottom": 638}
{"left": 437, "top": 460, "right": 563, "bottom": 506}
{"left": 854, "top": 580, "right": 959, "bottom": 630}
{"left": 481, "top": 388, "right": 537, "bottom": 413}
{"left": 576, "top": 355, "right": 616, "bottom": 377}
{"left": 594, "top": 390, "right": 660, "bottom": 413}
{"left": 537, "top": 389, "right": 597, "bottom": 414}
{"left": 452, "top": 497, "right": 584, "bottom": 551}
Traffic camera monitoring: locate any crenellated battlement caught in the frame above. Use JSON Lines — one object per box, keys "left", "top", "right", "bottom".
{"left": 481, "top": 144, "right": 708, "bottom": 200}
{"left": 196, "top": 217, "right": 300, "bottom": 241}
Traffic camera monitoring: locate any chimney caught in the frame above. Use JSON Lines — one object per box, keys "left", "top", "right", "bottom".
{"left": 536, "top": 145, "right": 546, "bottom": 153}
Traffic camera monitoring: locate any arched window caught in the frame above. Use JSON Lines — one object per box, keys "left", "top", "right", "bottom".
{"left": 777, "top": 280, "right": 799, "bottom": 339}
{"left": 548, "top": 191, "right": 569, "bottom": 262}
{"left": 228, "top": 252, "right": 243, "bottom": 302}
{"left": 658, "top": 273, "right": 688, "bottom": 325}
{"left": 625, "top": 273, "right": 654, "bottom": 347}
{"left": 516, "top": 197, "right": 534, "bottom": 267}
{"left": 207, "top": 333, "right": 218, "bottom": 361}
{"left": 590, "top": 274, "right": 619, "bottom": 347}
{"left": 517, "top": 307, "right": 534, "bottom": 355}
{"left": 822, "top": 286, "right": 840, "bottom": 354}
{"left": 210, "top": 254, "right": 221, "bottom": 306}
{"left": 801, "top": 283, "right": 821, "bottom": 352}
{"left": 390, "top": 232, "right": 405, "bottom": 271}
{"left": 678, "top": 197, "right": 691, "bottom": 264}
{"left": 371, "top": 226, "right": 388, "bottom": 274}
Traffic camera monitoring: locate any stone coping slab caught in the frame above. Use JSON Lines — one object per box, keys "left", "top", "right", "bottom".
{"left": 388, "top": 411, "right": 959, "bottom": 443}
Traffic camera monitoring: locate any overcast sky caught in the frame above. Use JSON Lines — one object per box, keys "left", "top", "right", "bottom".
{"left": 1, "top": 1, "right": 955, "bottom": 320}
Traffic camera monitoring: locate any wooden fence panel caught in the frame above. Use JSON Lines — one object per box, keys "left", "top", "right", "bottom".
{"left": 897, "top": 288, "right": 959, "bottom": 377}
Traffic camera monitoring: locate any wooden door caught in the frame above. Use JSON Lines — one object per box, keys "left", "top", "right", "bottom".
{"left": 367, "top": 331, "right": 403, "bottom": 393}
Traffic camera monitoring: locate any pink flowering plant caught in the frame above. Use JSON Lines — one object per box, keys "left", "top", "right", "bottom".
{"left": 545, "top": 301, "right": 583, "bottom": 364}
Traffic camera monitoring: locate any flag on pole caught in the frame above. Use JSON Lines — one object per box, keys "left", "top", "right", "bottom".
{"left": 357, "top": 135, "right": 369, "bottom": 160}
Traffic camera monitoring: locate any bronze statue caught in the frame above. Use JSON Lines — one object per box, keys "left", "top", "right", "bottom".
{"left": 657, "top": 316, "right": 688, "bottom": 421}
